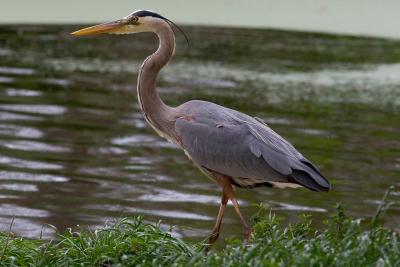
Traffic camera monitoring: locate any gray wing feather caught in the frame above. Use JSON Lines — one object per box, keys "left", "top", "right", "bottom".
{"left": 175, "top": 100, "right": 330, "bottom": 191}
{"left": 176, "top": 119, "right": 286, "bottom": 183}
{"left": 248, "top": 140, "right": 291, "bottom": 175}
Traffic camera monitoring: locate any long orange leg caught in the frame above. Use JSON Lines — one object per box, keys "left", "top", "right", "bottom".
{"left": 230, "top": 195, "right": 251, "bottom": 241}
{"left": 209, "top": 172, "right": 252, "bottom": 243}
{"left": 222, "top": 179, "right": 252, "bottom": 242}
{"left": 208, "top": 191, "right": 228, "bottom": 244}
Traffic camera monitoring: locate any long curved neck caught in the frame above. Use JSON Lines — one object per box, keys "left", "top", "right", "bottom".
{"left": 137, "top": 21, "right": 177, "bottom": 140}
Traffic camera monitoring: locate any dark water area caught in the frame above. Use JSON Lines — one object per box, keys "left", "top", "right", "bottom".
{"left": 0, "top": 25, "right": 399, "bottom": 241}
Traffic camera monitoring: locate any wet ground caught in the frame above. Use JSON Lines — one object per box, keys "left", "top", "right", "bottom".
{"left": 0, "top": 25, "right": 399, "bottom": 241}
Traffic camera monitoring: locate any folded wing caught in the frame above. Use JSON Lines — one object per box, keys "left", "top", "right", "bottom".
{"left": 175, "top": 106, "right": 330, "bottom": 192}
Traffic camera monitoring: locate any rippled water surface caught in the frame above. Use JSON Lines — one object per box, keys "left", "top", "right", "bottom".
{"left": 0, "top": 25, "right": 399, "bottom": 241}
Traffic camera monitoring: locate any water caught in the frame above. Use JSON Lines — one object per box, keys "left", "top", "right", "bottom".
{"left": 0, "top": 25, "right": 399, "bottom": 241}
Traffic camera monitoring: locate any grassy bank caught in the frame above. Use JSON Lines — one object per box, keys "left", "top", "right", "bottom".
{"left": 1, "top": 200, "right": 399, "bottom": 267}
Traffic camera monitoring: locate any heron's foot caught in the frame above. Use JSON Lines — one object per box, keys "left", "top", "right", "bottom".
{"left": 208, "top": 231, "right": 220, "bottom": 245}
{"left": 243, "top": 226, "right": 252, "bottom": 243}
{"left": 204, "top": 231, "right": 220, "bottom": 253}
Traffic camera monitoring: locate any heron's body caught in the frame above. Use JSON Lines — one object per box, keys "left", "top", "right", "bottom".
{"left": 175, "top": 100, "right": 329, "bottom": 191}
{"left": 73, "top": 10, "right": 330, "bottom": 244}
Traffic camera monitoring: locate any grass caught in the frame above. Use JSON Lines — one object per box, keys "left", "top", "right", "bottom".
{"left": 0, "top": 187, "right": 399, "bottom": 266}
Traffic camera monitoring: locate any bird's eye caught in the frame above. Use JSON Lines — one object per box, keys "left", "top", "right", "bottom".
{"left": 129, "top": 16, "right": 139, "bottom": 24}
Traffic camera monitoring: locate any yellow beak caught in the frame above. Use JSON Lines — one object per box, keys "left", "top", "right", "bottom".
{"left": 71, "top": 20, "right": 125, "bottom": 36}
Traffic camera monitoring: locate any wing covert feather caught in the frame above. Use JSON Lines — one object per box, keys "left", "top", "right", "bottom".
{"left": 174, "top": 100, "right": 330, "bottom": 191}
{"left": 175, "top": 118, "right": 289, "bottom": 183}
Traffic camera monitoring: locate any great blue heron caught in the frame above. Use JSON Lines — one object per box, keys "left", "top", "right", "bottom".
{"left": 72, "top": 10, "right": 330, "bottom": 244}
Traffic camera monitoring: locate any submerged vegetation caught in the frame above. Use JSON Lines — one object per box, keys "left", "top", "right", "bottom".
{"left": 0, "top": 188, "right": 399, "bottom": 266}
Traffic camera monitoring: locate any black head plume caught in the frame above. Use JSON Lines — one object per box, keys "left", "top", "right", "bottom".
{"left": 131, "top": 10, "right": 190, "bottom": 47}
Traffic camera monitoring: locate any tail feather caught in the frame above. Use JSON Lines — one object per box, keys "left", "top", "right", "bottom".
{"left": 290, "top": 169, "right": 330, "bottom": 192}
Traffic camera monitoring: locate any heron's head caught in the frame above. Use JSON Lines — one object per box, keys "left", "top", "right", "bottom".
{"left": 72, "top": 10, "right": 171, "bottom": 36}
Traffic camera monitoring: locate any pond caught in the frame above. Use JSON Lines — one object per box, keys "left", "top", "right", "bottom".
{"left": 0, "top": 25, "right": 399, "bottom": 241}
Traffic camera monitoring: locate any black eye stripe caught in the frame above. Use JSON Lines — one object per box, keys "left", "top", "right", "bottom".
{"left": 128, "top": 10, "right": 190, "bottom": 47}
{"left": 131, "top": 10, "right": 165, "bottom": 19}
